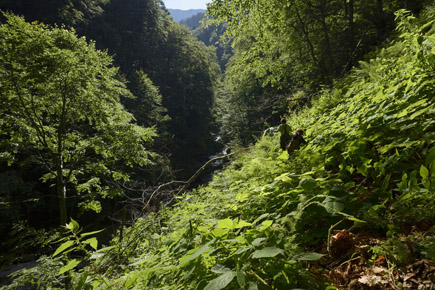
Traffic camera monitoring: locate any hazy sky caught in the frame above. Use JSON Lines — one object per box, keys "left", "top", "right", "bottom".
{"left": 162, "top": 0, "right": 210, "bottom": 10}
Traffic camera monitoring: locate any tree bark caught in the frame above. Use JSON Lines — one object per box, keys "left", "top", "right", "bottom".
{"left": 318, "top": 0, "right": 334, "bottom": 82}
{"left": 56, "top": 154, "right": 67, "bottom": 226}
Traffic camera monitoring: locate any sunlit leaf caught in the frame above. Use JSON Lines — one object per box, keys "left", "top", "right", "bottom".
{"left": 294, "top": 252, "right": 325, "bottom": 261}
{"left": 252, "top": 247, "right": 284, "bottom": 258}
{"left": 217, "top": 218, "right": 234, "bottom": 229}
{"left": 420, "top": 165, "right": 429, "bottom": 179}
{"left": 204, "top": 271, "right": 235, "bottom": 290}
{"left": 53, "top": 240, "right": 74, "bottom": 258}
{"left": 84, "top": 237, "right": 98, "bottom": 250}
{"left": 58, "top": 259, "right": 81, "bottom": 275}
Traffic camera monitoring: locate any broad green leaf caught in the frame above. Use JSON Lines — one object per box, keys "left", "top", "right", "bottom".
{"left": 299, "top": 177, "right": 317, "bottom": 191}
{"left": 179, "top": 239, "right": 215, "bottom": 265}
{"left": 58, "top": 259, "right": 81, "bottom": 275}
{"left": 92, "top": 281, "right": 101, "bottom": 289}
{"left": 274, "top": 173, "right": 292, "bottom": 183}
{"left": 53, "top": 240, "right": 75, "bottom": 257}
{"left": 248, "top": 282, "right": 259, "bottom": 290}
{"left": 278, "top": 151, "right": 289, "bottom": 160}
{"left": 218, "top": 219, "right": 234, "bottom": 229}
{"left": 211, "top": 264, "right": 231, "bottom": 274}
{"left": 252, "top": 213, "right": 270, "bottom": 225}
{"left": 198, "top": 225, "right": 212, "bottom": 233}
{"left": 295, "top": 252, "right": 325, "bottom": 261}
{"left": 67, "top": 218, "right": 80, "bottom": 233}
{"left": 259, "top": 220, "right": 273, "bottom": 231}
{"left": 252, "top": 247, "right": 284, "bottom": 258}
{"left": 235, "top": 246, "right": 252, "bottom": 255}
{"left": 84, "top": 237, "right": 98, "bottom": 250}
{"left": 237, "top": 269, "right": 246, "bottom": 288}
{"left": 323, "top": 197, "right": 345, "bottom": 214}
{"left": 252, "top": 238, "right": 266, "bottom": 247}
{"left": 204, "top": 271, "right": 235, "bottom": 290}
{"left": 420, "top": 165, "right": 429, "bottom": 179}
{"left": 235, "top": 220, "right": 252, "bottom": 229}
{"left": 212, "top": 228, "right": 229, "bottom": 238}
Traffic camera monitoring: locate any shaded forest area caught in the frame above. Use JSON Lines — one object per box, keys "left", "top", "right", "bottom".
{"left": 0, "top": 0, "right": 221, "bottom": 261}
{"left": 0, "top": 0, "right": 434, "bottom": 289}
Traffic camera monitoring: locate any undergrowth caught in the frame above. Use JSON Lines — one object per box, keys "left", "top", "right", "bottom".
{"left": 5, "top": 8, "right": 435, "bottom": 290}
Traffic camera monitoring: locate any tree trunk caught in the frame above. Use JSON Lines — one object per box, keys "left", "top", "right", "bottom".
{"left": 375, "top": 0, "right": 386, "bottom": 45}
{"left": 348, "top": 0, "right": 354, "bottom": 44}
{"left": 56, "top": 154, "right": 67, "bottom": 226}
{"left": 319, "top": 0, "right": 334, "bottom": 83}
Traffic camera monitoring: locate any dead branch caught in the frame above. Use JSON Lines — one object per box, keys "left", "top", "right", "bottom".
{"left": 176, "top": 153, "right": 234, "bottom": 196}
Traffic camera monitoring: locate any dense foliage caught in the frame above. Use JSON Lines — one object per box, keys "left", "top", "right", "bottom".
{"left": 208, "top": 0, "right": 429, "bottom": 144}
{"left": 0, "top": 0, "right": 222, "bottom": 176}
{"left": 4, "top": 7, "right": 433, "bottom": 289}
{"left": 0, "top": 0, "right": 222, "bottom": 263}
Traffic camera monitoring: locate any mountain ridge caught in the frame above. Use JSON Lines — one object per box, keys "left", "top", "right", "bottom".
{"left": 168, "top": 9, "right": 206, "bottom": 23}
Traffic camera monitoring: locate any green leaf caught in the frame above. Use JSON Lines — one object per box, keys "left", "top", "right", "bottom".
{"left": 211, "top": 228, "right": 229, "bottom": 238}
{"left": 259, "top": 220, "right": 273, "bottom": 231}
{"left": 425, "top": 147, "right": 435, "bottom": 166}
{"left": 235, "top": 220, "right": 252, "bottom": 229}
{"left": 84, "top": 237, "right": 98, "bottom": 250}
{"left": 211, "top": 264, "right": 231, "bottom": 274}
{"left": 58, "top": 259, "right": 81, "bottom": 275}
{"left": 299, "top": 177, "right": 317, "bottom": 191}
{"left": 252, "top": 247, "right": 284, "bottom": 258}
{"left": 53, "top": 240, "right": 75, "bottom": 258}
{"left": 237, "top": 269, "right": 246, "bottom": 288}
{"left": 252, "top": 213, "right": 270, "bottom": 225}
{"left": 410, "top": 106, "right": 430, "bottom": 119}
{"left": 323, "top": 197, "right": 345, "bottom": 214}
{"left": 74, "top": 271, "right": 88, "bottom": 290}
{"left": 67, "top": 218, "right": 80, "bottom": 233}
{"left": 80, "top": 229, "right": 104, "bottom": 237}
{"left": 179, "top": 239, "right": 215, "bottom": 265}
{"left": 251, "top": 238, "right": 266, "bottom": 247}
{"left": 294, "top": 252, "right": 325, "bottom": 261}
{"left": 420, "top": 165, "right": 429, "bottom": 179}
{"left": 125, "top": 272, "right": 141, "bottom": 288}
{"left": 218, "top": 218, "right": 234, "bottom": 229}
{"left": 204, "top": 271, "right": 235, "bottom": 290}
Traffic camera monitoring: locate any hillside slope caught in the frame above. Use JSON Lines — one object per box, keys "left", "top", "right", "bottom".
{"left": 6, "top": 8, "right": 435, "bottom": 290}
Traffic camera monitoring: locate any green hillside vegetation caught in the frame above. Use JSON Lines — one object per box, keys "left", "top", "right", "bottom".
{"left": 180, "top": 12, "right": 205, "bottom": 29}
{"left": 5, "top": 8, "right": 434, "bottom": 289}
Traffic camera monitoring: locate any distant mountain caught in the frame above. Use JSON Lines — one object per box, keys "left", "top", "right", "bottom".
{"left": 168, "top": 9, "right": 206, "bottom": 23}
{"left": 179, "top": 12, "right": 205, "bottom": 29}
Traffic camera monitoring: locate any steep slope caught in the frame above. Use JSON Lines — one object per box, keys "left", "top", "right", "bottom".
{"left": 5, "top": 8, "right": 435, "bottom": 290}
{"left": 108, "top": 10, "right": 435, "bottom": 289}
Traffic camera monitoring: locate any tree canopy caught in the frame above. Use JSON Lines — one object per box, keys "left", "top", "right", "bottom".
{"left": 0, "top": 13, "right": 156, "bottom": 225}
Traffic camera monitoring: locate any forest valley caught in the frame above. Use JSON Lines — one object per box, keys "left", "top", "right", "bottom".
{"left": 0, "top": 0, "right": 434, "bottom": 289}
